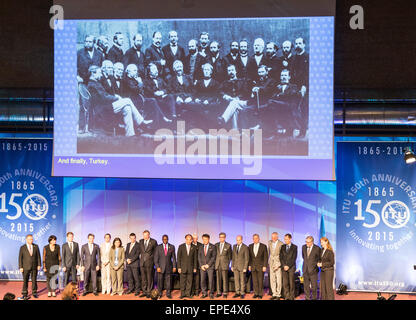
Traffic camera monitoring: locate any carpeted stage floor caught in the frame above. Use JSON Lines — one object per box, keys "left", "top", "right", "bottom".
{"left": 1, "top": 281, "right": 415, "bottom": 300}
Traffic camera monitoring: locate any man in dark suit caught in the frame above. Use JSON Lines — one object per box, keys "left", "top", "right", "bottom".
{"left": 277, "top": 40, "right": 294, "bottom": 76}
{"left": 248, "top": 234, "right": 268, "bottom": 299}
{"left": 81, "top": 233, "right": 101, "bottom": 296}
{"left": 112, "top": 62, "right": 125, "bottom": 96}
{"left": 144, "top": 63, "right": 176, "bottom": 119}
{"left": 123, "top": 33, "right": 145, "bottom": 78}
{"left": 198, "top": 32, "right": 210, "bottom": 58}
{"left": 107, "top": 32, "right": 125, "bottom": 64}
{"left": 162, "top": 30, "right": 186, "bottom": 76}
{"left": 177, "top": 234, "right": 198, "bottom": 299}
{"left": 265, "top": 41, "right": 281, "bottom": 81}
{"left": 96, "top": 35, "right": 110, "bottom": 60}
{"left": 100, "top": 60, "right": 116, "bottom": 95}
{"left": 218, "top": 64, "right": 248, "bottom": 129}
{"left": 138, "top": 230, "right": 158, "bottom": 298}
{"left": 247, "top": 38, "right": 267, "bottom": 81}
{"left": 145, "top": 31, "right": 169, "bottom": 77}
{"left": 215, "top": 232, "right": 232, "bottom": 298}
{"left": 207, "top": 41, "right": 226, "bottom": 82}
{"left": 223, "top": 41, "right": 240, "bottom": 69}
{"left": 302, "top": 236, "right": 321, "bottom": 300}
{"left": 77, "top": 35, "right": 103, "bottom": 83}
{"left": 125, "top": 233, "right": 141, "bottom": 295}
{"left": 154, "top": 234, "right": 176, "bottom": 299}
{"left": 62, "top": 231, "right": 81, "bottom": 285}
{"left": 184, "top": 39, "right": 207, "bottom": 82}
{"left": 198, "top": 234, "right": 217, "bottom": 299}
{"left": 236, "top": 39, "right": 250, "bottom": 80}
{"left": 168, "top": 60, "right": 195, "bottom": 119}
{"left": 231, "top": 235, "right": 249, "bottom": 299}
{"left": 191, "top": 233, "right": 203, "bottom": 296}
{"left": 18, "top": 234, "right": 41, "bottom": 300}
{"left": 280, "top": 233, "right": 298, "bottom": 300}
{"left": 265, "top": 69, "right": 300, "bottom": 139}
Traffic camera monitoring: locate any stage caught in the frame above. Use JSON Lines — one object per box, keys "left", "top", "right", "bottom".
{"left": 1, "top": 281, "right": 415, "bottom": 301}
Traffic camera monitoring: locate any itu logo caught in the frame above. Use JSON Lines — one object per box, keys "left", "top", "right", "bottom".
{"left": 22, "top": 194, "right": 49, "bottom": 221}
{"left": 381, "top": 200, "right": 410, "bottom": 229}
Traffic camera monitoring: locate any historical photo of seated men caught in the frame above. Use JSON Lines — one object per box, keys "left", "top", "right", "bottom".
{"left": 75, "top": 18, "right": 309, "bottom": 156}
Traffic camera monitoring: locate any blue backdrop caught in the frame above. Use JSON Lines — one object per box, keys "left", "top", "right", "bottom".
{"left": 336, "top": 142, "right": 416, "bottom": 292}
{"left": 0, "top": 138, "right": 64, "bottom": 280}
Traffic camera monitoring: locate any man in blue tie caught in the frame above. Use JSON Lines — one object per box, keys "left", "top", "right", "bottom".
{"left": 154, "top": 235, "right": 176, "bottom": 299}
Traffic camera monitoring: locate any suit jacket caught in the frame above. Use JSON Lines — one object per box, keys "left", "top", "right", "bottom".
{"left": 109, "top": 247, "right": 125, "bottom": 271}
{"left": 247, "top": 54, "right": 268, "bottom": 80}
{"left": 123, "top": 47, "right": 145, "bottom": 77}
{"left": 18, "top": 244, "right": 41, "bottom": 270}
{"left": 143, "top": 77, "right": 169, "bottom": 97}
{"left": 248, "top": 243, "right": 268, "bottom": 271}
{"left": 177, "top": 243, "right": 197, "bottom": 273}
{"left": 62, "top": 242, "right": 81, "bottom": 269}
{"left": 235, "top": 55, "right": 250, "bottom": 79}
{"left": 81, "top": 243, "right": 101, "bottom": 269}
{"left": 87, "top": 80, "right": 118, "bottom": 115}
{"left": 145, "top": 44, "right": 169, "bottom": 75}
{"left": 100, "top": 242, "right": 112, "bottom": 265}
{"left": 215, "top": 242, "right": 232, "bottom": 271}
{"left": 100, "top": 75, "right": 117, "bottom": 95}
{"left": 320, "top": 249, "right": 335, "bottom": 271}
{"left": 193, "top": 78, "right": 220, "bottom": 103}
{"left": 250, "top": 76, "right": 277, "bottom": 106}
{"left": 162, "top": 44, "right": 186, "bottom": 74}
{"left": 291, "top": 52, "right": 309, "bottom": 87}
{"left": 125, "top": 241, "right": 140, "bottom": 268}
{"left": 231, "top": 243, "right": 249, "bottom": 272}
{"left": 123, "top": 76, "right": 145, "bottom": 107}
{"left": 302, "top": 244, "right": 321, "bottom": 274}
{"left": 223, "top": 52, "right": 240, "bottom": 68}
{"left": 154, "top": 243, "right": 177, "bottom": 273}
{"left": 270, "top": 83, "right": 299, "bottom": 102}
{"left": 169, "top": 74, "right": 194, "bottom": 99}
{"left": 77, "top": 48, "right": 103, "bottom": 82}
{"left": 192, "top": 241, "right": 203, "bottom": 268}
{"left": 107, "top": 45, "right": 124, "bottom": 64}
{"left": 198, "top": 243, "right": 217, "bottom": 269}
{"left": 280, "top": 243, "right": 298, "bottom": 270}
{"left": 206, "top": 54, "right": 226, "bottom": 82}
{"left": 138, "top": 238, "right": 158, "bottom": 268}
{"left": 219, "top": 78, "right": 248, "bottom": 100}
{"left": 184, "top": 53, "right": 207, "bottom": 81}
{"left": 265, "top": 54, "right": 282, "bottom": 80}
{"left": 268, "top": 240, "right": 283, "bottom": 270}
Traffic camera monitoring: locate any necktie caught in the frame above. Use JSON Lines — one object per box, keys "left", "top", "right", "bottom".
{"left": 186, "top": 245, "right": 190, "bottom": 255}
{"left": 29, "top": 245, "right": 33, "bottom": 256}
{"left": 204, "top": 245, "right": 207, "bottom": 256}
{"left": 307, "top": 247, "right": 311, "bottom": 257}
{"left": 286, "top": 245, "right": 289, "bottom": 253}
{"left": 69, "top": 242, "right": 73, "bottom": 253}
{"left": 220, "top": 243, "right": 224, "bottom": 254}
{"left": 164, "top": 244, "right": 167, "bottom": 256}
{"left": 145, "top": 240, "right": 148, "bottom": 250}
{"left": 129, "top": 243, "right": 133, "bottom": 253}
{"left": 237, "top": 245, "right": 240, "bottom": 254}
{"left": 89, "top": 244, "right": 93, "bottom": 254}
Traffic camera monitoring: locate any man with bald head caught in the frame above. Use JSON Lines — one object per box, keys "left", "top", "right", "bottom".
{"left": 247, "top": 38, "right": 267, "bottom": 80}
{"left": 145, "top": 31, "right": 169, "bottom": 77}
{"left": 162, "top": 30, "right": 186, "bottom": 76}
{"left": 232, "top": 235, "right": 249, "bottom": 299}
{"left": 123, "top": 33, "right": 145, "bottom": 78}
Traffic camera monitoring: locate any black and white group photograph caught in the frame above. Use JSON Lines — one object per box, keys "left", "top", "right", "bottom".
{"left": 76, "top": 18, "right": 310, "bottom": 155}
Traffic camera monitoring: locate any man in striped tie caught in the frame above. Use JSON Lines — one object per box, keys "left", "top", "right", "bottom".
{"left": 154, "top": 235, "right": 176, "bottom": 299}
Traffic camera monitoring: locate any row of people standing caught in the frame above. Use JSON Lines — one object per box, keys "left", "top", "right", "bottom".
{"left": 17, "top": 230, "right": 334, "bottom": 300}
{"left": 78, "top": 30, "right": 308, "bottom": 88}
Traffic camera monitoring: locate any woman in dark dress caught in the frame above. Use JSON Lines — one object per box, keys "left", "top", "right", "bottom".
{"left": 318, "top": 237, "right": 335, "bottom": 300}
{"left": 43, "top": 235, "right": 62, "bottom": 297}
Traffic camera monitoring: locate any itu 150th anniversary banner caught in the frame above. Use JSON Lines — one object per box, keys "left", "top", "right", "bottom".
{"left": 337, "top": 142, "right": 416, "bottom": 293}
{"left": 0, "top": 138, "right": 63, "bottom": 280}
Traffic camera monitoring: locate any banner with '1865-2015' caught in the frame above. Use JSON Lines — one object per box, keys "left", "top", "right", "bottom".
{"left": 0, "top": 138, "right": 63, "bottom": 280}
{"left": 337, "top": 142, "right": 416, "bottom": 293}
